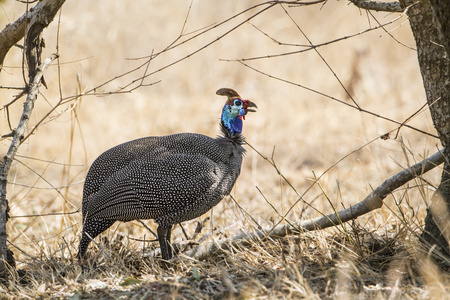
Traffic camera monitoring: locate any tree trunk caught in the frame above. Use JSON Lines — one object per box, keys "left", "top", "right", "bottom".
{"left": 405, "top": 0, "right": 450, "bottom": 264}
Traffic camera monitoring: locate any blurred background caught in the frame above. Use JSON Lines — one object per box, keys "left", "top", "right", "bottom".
{"left": 0, "top": 0, "right": 439, "bottom": 261}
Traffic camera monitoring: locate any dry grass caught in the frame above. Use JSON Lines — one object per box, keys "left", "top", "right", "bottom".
{"left": 0, "top": 0, "right": 449, "bottom": 298}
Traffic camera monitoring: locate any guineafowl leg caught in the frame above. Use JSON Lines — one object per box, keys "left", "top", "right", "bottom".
{"left": 77, "top": 217, "right": 115, "bottom": 259}
{"left": 157, "top": 224, "right": 173, "bottom": 260}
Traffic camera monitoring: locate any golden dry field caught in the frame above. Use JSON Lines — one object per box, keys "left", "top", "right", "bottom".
{"left": 0, "top": 0, "right": 448, "bottom": 298}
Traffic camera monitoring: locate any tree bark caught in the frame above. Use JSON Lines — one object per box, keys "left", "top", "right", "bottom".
{"left": 350, "top": 0, "right": 450, "bottom": 265}
{"left": 428, "top": 0, "right": 450, "bottom": 59}
{"left": 404, "top": 0, "right": 450, "bottom": 263}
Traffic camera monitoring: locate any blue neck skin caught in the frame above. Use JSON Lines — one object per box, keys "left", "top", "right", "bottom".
{"left": 221, "top": 104, "right": 246, "bottom": 135}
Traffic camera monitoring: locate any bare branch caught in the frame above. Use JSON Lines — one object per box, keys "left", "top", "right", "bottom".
{"left": 238, "top": 61, "right": 440, "bottom": 140}
{"left": 349, "top": 0, "right": 404, "bottom": 12}
{"left": 0, "top": 53, "right": 59, "bottom": 181}
{"left": 0, "top": 0, "right": 65, "bottom": 72}
{"left": 0, "top": 53, "right": 58, "bottom": 274}
{"left": 228, "top": 11, "right": 409, "bottom": 61}
{"left": 366, "top": 10, "right": 416, "bottom": 51}
{"left": 280, "top": 4, "right": 361, "bottom": 110}
{"left": 180, "top": 148, "right": 445, "bottom": 260}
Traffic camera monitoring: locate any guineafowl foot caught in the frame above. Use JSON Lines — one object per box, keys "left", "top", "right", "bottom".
{"left": 157, "top": 225, "right": 173, "bottom": 260}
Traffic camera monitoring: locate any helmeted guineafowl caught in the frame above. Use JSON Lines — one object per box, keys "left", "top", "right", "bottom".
{"left": 77, "top": 88, "right": 257, "bottom": 260}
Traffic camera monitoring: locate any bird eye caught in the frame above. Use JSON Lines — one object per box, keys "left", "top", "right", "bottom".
{"left": 234, "top": 99, "right": 242, "bottom": 106}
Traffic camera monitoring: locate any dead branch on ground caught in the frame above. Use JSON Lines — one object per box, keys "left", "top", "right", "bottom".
{"left": 180, "top": 148, "right": 445, "bottom": 261}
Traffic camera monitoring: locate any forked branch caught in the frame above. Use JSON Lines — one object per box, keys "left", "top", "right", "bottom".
{"left": 0, "top": 0, "right": 65, "bottom": 72}
{"left": 181, "top": 148, "right": 445, "bottom": 261}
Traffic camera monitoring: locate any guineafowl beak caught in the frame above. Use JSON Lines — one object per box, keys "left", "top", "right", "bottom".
{"left": 242, "top": 100, "right": 257, "bottom": 113}
{"left": 238, "top": 100, "right": 257, "bottom": 121}
{"left": 246, "top": 101, "right": 257, "bottom": 113}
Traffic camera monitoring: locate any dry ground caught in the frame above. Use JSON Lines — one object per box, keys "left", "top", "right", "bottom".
{"left": 0, "top": 0, "right": 449, "bottom": 298}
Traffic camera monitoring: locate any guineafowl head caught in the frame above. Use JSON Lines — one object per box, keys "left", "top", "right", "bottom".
{"left": 217, "top": 88, "right": 257, "bottom": 136}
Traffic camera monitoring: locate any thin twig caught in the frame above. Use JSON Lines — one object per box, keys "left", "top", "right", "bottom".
{"left": 226, "top": 11, "right": 408, "bottom": 62}
{"left": 10, "top": 210, "right": 80, "bottom": 219}
{"left": 238, "top": 61, "right": 439, "bottom": 140}
{"left": 280, "top": 4, "right": 361, "bottom": 109}
{"left": 136, "top": 220, "right": 157, "bottom": 238}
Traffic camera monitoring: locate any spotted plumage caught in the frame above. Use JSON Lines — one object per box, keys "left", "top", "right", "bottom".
{"left": 77, "top": 88, "right": 257, "bottom": 260}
